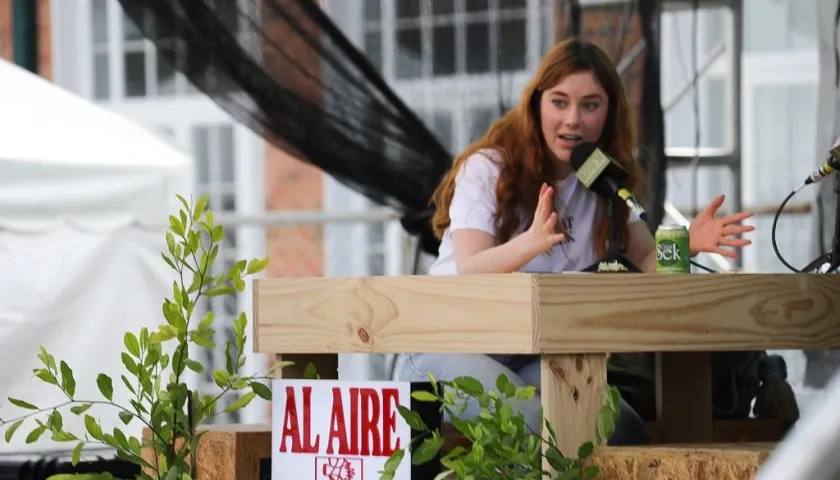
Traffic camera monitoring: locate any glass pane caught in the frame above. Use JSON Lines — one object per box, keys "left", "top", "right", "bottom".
{"left": 744, "top": 0, "right": 786, "bottom": 51}
{"left": 499, "top": 0, "right": 527, "bottom": 10}
{"left": 751, "top": 84, "right": 816, "bottom": 204}
{"left": 498, "top": 19, "right": 526, "bottom": 71}
{"left": 432, "top": 25, "right": 456, "bottom": 76}
{"left": 364, "top": 30, "right": 382, "bottom": 73}
{"left": 221, "top": 192, "right": 237, "bottom": 212}
{"left": 92, "top": 0, "right": 108, "bottom": 44}
{"left": 465, "top": 0, "right": 489, "bottom": 13}
{"left": 93, "top": 53, "right": 110, "bottom": 100}
{"left": 465, "top": 22, "right": 490, "bottom": 73}
{"left": 122, "top": 12, "right": 143, "bottom": 41}
{"left": 123, "top": 51, "right": 147, "bottom": 97}
{"left": 396, "top": 0, "right": 421, "bottom": 19}
{"left": 395, "top": 27, "right": 423, "bottom": 79}
{"left": 192, "top": 126, "right": 210, "bottom": 184}
{"left": 219, "top": 126, "right": 236, "bottom": 183}
{"left": 157, "top": 44, "right": 177, "bottom": 96}
{"left": 431, "top": 0, "right": 454, "bottom": 15}
{"left": 364, "top": 0, "right": 381, "bottom": 22}
{"left": 467, "top": 107, "right": 497, "bottom": 142}
{"left": 429, "top": 111, "right": 453, "bottom": 152}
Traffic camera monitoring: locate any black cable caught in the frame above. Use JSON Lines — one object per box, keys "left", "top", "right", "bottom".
{"left": 771, "top": 189, "right": 802, "bottom": 273}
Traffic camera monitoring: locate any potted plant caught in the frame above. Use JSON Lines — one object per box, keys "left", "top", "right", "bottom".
{"left": 0, "top": 194, "right": 282, "bottom": 480}
{"left": 381, "top": 373, "right": 621, "bottom": 480}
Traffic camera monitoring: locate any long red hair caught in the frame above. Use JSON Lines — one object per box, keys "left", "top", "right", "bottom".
{"left": 430, "top": 39, "right": 643, "bottom": 257}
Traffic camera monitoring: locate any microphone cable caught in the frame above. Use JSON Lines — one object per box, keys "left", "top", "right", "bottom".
{"left": 771, "top": 186, "right": 805, "bottom": 273}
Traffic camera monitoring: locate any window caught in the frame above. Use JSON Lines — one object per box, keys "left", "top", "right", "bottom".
{"left": 744, "top": 0, "right": 818, "bottom": 52}
{"left": 660, "top": 7, "right": 733, "bottom": 215}
{"left": 193, "top": 124, "right": 243, "bottom": 424}
{"left": 89, "top": 0, "right": 241, "bottom": 100}
{"left": 741, "top": 53, "right": 819, "bottom": 273}
{"left": 363, "top": 0, "right": 529, "bottom": 80}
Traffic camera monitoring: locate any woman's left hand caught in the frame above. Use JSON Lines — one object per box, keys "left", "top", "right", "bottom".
{"left": 689, "top": 194, "right": 755, "bottom": 258}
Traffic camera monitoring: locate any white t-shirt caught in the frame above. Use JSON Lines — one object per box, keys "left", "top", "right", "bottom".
{"left": 428, "top": 148, "right": 641, "bottom": 275}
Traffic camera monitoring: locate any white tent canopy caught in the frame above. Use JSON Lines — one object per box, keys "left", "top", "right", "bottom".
{"left": 0, "top": 58, "right": 194, "bottom": 455}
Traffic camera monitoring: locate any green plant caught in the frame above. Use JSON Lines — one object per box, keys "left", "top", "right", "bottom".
{"left": 0, "top": 194, "right": 284, "bottom": 480}
{"left": 381, "top": 373, "right": 620, "bottom": 480}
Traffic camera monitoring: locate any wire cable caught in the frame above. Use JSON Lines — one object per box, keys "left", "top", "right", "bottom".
{"left": 771, "top": 187, "right": 804, "bottom": 273}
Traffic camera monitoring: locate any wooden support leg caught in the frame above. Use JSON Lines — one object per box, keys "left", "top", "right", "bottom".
{"left": 656, "top": 352, "right": 713, "bottom": 443}
{"left": 541, "top": 353, "right": 608, "bottom": 472}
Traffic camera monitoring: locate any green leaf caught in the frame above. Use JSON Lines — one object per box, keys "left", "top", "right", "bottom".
{"left": 556, "top": 468, "right": 581, "bottom": 480}
{"left": 250, "top": 381, "right": 272, "bottom": 401}
{"left": 71, "top": 442, "right": 84, "bottom": 465}
{"left": 25, "top": 425, "right": 46, "bottom": 443}
{"left": 584, "top": 465, "right": 600, "bottom": 478}
{"left": 32, "top": 368, "right": 58, "bottom": 386}
{"left": 8, "top": 397, "right": 38, "bottom": 410}
{"left": 185, "top": 359, "right": 204, "bottom": 374}
{"left": 84, "top": 415, "right": 103, "bottom": 440}
{"left": 545, "top": 446, "right": 571, "bottom": 471}
{"left": 124, "top": 332, "right": 141, "bottom": 358}
{"left": 193, "top": 195, "right": 208, "bottom": 222}
{"left": 410, "top": 391, "right": 439, "bottom": 402}
{"left": 452, "top": 376, "right": 484, "bottom": 396}
{"left": 118, "top": 410, "right": 134, "bottom": 425}
{"left": 70, "top": 404, "right": 92, "bottom": 415}
{"left": 96, "top": 374, "right": 114, "bottom": 401}
{"left": 396, "top": 405, "right": 426, "bottom": 431}
{"left": 411, "top": 436, "right": 442, "bottom": 465}
{"left": 205, "top": 285, "right": 236, "bottom": 297}
{"left": 4, "top": 419, "right": 24, "bottom": 442}
{"left": 223, "top": 391, "right": 257, "bottom": 413}
{"left": 245, "top": 257, "right": 270, "bottom": 275}
{"left": 59, "top": 361, "right": 76, "bottom": 398}
{"left": 577, "top": 441, "right": 594, "bottom": 459}
{"left": 302, "top": 362, "right": 319, "bottom": 380}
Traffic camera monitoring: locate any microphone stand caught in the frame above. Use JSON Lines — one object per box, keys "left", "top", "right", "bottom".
{"left": 583, "top": 196, "right": 642, "bottom": 273}
{"left": 801, "top": 172, "right": 840, "bottom": 273}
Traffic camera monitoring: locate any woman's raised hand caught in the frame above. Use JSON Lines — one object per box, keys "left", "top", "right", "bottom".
{"left": 524, "top": 183, "right": 566, "bottom": 254}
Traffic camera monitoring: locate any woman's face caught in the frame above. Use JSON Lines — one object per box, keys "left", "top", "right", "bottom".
{"left": 539, "top": 70, "right": 609, "bottom": 169}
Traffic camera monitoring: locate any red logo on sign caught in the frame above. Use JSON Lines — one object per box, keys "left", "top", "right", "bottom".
{"left": 315, "top": 456, "right": 363, "bottom": 480}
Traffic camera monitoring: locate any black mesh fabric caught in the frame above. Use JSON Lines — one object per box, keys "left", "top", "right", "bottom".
{"left": 116, "top": 0, "right": 667, "bottom": 254}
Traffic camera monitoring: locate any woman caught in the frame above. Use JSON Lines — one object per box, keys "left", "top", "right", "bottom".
{"left": 392, "top": 39, "right": 755, "bottom": 444}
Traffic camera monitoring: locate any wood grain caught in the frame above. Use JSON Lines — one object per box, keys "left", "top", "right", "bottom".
{"left": 254, "top": 274, "right": 538, "bottom": 354}
{"left": 541, "top": 353, "right": 607, "bottom": 466}
{"left": 536, "top": 273, "right": 840, "bottom": 352}
{"left": 254, "top": 273, "right": 840, "bottom": 355}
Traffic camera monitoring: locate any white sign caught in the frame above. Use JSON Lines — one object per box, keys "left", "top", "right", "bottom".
{"left": 272, "top": 379, "right": 413, "bottom": 480}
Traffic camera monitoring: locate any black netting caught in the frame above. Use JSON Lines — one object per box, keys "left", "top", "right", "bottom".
{"left": 116, "top": 0, "right": 667, "bottom": 255}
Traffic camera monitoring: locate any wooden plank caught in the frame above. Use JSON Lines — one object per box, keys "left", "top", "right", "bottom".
{"left": 254, "top": 274, "right": 537, "bottom": 354}
{"left": 541, "top": 353, "right": 607, "bottom": 468}
{"left": 141, "top": 424, "right": 271, "bottom": 480}
{"left": 535, "top": 273, "right": 840, "bottom": 352}
{"left": 655, "top": 352, "right": 713, "bottom": 443}
{"left": 254, "top": 274, "right": 840, "bottom": 355}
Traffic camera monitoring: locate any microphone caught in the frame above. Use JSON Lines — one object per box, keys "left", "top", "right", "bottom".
{"left": 569, "top": 142, "right": 649, "bottom": 224}
{"left": 799, "top": 144, "right": 840, "bottom": 190}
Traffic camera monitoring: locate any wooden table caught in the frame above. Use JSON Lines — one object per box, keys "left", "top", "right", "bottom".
{"left": 253, "top": 273, "right": 840, "bottom": 473}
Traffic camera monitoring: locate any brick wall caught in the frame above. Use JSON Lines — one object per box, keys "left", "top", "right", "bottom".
{"left": 262, "top": 0, "right": 326, "bottom": 279}
{"left": 0, "top": 0, "right": 51, "bottom": 76}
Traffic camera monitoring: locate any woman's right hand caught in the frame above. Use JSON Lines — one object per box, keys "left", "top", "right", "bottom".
{"left": 523, "top": 183, "right": 566, "bottom": 254}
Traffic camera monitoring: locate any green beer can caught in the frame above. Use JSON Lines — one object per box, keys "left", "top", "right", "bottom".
{"left": 655, "top": 225, "right": 691, "bottom": 273}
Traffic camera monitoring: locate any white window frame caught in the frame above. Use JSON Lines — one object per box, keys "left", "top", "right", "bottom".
{"left": 322, "top": 0, "right": 552, "bottom": 275}
{"left": 51, "top": 0, "right": 269, "bottom": 423}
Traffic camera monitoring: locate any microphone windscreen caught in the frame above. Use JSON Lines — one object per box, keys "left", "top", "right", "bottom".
{"left": 569, "top": 142, "right": 598, "bottom": 171}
